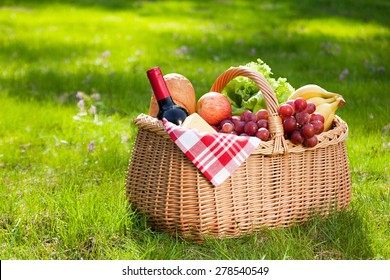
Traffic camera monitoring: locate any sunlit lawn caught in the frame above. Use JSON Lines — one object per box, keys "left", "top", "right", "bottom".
{"left": 0, "top": 0, "right": 389, "bottom": 259}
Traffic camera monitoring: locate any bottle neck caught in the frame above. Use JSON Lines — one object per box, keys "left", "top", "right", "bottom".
{"left": 157, "top": 96, "right": 175, "bottom": 109}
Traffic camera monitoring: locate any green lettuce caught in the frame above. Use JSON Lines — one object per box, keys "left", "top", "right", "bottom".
{"left": 221, "top": 58, "right": 295, "bottom": 115}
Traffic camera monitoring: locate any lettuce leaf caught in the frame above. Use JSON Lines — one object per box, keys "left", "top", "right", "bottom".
{"left": 221, "top": 58, "right": 294, "bottom": 115}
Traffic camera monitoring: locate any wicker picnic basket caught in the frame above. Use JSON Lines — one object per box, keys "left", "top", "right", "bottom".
{"left": 125, "top": 66, "right": 351, "bottom": 241}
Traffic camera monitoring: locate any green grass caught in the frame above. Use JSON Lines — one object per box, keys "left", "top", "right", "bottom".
{"left": 1, "top": 0, "right": 389, "bottom": 260}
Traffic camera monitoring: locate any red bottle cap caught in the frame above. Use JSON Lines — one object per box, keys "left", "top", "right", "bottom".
{"left": 147, "top": 67, "right": 171, "bottom": 101}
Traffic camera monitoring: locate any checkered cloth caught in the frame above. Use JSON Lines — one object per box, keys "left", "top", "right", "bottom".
{"left": 163, "top": 119, "right": 261, "bottom": 187}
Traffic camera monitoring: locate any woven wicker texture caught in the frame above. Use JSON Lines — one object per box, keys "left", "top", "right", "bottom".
{"left": 126, "top": 67, "right": 351, "bottom": 241}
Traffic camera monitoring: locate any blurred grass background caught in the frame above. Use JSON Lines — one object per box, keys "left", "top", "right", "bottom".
{"left": 0, "top": 0, "right": 389, "bottom": 259}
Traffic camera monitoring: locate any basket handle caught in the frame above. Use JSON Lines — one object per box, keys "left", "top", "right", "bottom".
{"left": 210, "top": 66, "right": 288, "bottom": 155}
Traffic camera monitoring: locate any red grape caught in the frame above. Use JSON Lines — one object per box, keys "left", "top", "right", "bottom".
{"left": 221, "top": 122, "right": 234, "bottom": 133}
{"left": 283, "top": 116, "right": 297, "bottom": 132}
{"left": 244, "top": 121, "right": 258, "bottom": 136}
{"left": 245, "top": 112, "right": 257, "bottom": 122}
{"left": 310, "top": 113, "right": 325, "bottom": 123}
{"left": 256, "top": 119, "right": 268, "bottom": 129}
{"left": 278, "top": 104, "right": 294, "bottom": 119}
{"left": 286, "top": 100, "right": 296, "bottom": 113}
{"left": 235, "top": 121, "right": 246, "bottom": 134}
{"left": 255, "top": 128, "right": 270, "bottom": 141}
{"left": 304, "top": 135, "right": 318, "bottom": 147}
{"left": 240, "top": 110, "right": 251, "bottom": 121}
{"left": 220, "top": 119, "right": 233, "bottom": 127}
{"left": 301, "top": 123, "right": 315, "bottom": 139}
{"left": 231, "top": 116, "right": 241, "bottom": 125}
{"left": 305, "top": 102, "right": 316, "bottom": 114}
{"left": 255, "top": 109, "right": 269, "bottom": 120}
{"left": 294, "top": 98, "right": 307, "bottom": 112}
{"left": 311, "top": 120, "right": 324, "bottom": 134}
{"left": 295, "top": 111, "right": 310, "bottom": 126}
{"left": 290, "top": 129, "right": 304, "bottom": 145}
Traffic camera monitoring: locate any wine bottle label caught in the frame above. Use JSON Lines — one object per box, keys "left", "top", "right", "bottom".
{"left": 147, "top": 67, "right": 170, "bottom": 101}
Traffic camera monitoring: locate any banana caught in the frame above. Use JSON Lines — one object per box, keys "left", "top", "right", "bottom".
{"left": 288, "top": 84, "right": 342, "bottom": 101}
{"left": 288, "top": 84, "right": 327, "bottom": 100}
{"left": 315, "top": 97, "right": 343, "bottom": 131}
{"left": 306, "top": 96, "right": 338, "bottom": 107}
{"left": 307, "top": 95, "right": 346, "bottom": 109}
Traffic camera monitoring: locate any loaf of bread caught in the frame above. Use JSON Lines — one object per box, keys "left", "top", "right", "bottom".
{"left": 148, "top": 73, "right": 196, "bottom": 117}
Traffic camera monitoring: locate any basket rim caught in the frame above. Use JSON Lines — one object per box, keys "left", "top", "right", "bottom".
{"left": 132, "top": 113, "right": 348, "bottom": 156}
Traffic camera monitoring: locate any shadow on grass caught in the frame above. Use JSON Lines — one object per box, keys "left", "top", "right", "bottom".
{"left": 192, "top": 208, "right": 374, "bottom": 260}
{"left": 126, "top": 206, "right": 374, "bottom": 260}
{"left": 291, "top": 209, "right": 375, "bottom": 259}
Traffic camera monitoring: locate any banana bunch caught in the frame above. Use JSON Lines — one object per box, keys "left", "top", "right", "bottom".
{"left": 288, "top": 84, "right": 346, "bottom": 131}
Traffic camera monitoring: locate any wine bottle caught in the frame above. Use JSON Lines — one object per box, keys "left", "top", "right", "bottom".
{"left": 146, "top": 67, "right": 188, "bottom": 125}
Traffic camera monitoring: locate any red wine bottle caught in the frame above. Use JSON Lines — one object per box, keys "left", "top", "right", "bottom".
{"left": 146, "top": 67, "right": 188, "bottom": 125}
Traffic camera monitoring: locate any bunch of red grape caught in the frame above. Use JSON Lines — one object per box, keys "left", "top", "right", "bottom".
{"left": 216, "top": 109, "right": 271, "bottom": 141}
{"left": 279, "top": 97, "right": 325, "bottom": 147}
{"left": 217, "top": 97, "right": 325, "bottom": 147}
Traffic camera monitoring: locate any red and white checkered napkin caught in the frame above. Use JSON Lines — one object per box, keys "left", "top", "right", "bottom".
{"left": 163, "top": 119, "right": 261, "bottom": 187}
